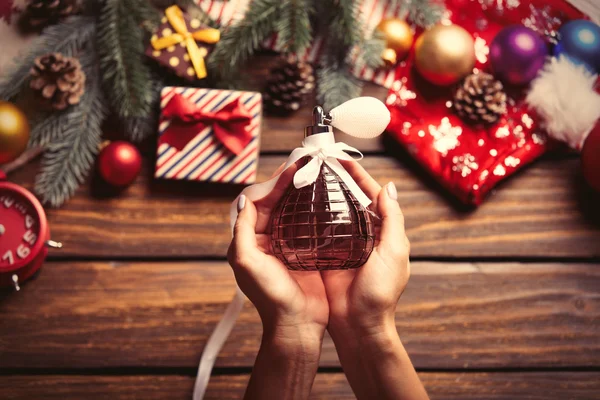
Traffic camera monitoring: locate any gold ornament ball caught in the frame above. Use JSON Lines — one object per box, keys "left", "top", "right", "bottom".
{"left": 376, "top": 18, "right": 414, "bottom": 61}
{"left": 0, "top": 101, "right": 30, "bottom": 164}
{"left": 414, "top": 24, "right": 476, "bottom": 86}
{"left": 381, "top": 48, "right": 398, "bottom": 68}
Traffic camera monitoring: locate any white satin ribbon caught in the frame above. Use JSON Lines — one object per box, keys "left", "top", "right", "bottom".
{"left": 193, "top": 131, "right": 370, "bottom": 400}
{"left": 229, "top": 131, "right": 371, "bottom": 224}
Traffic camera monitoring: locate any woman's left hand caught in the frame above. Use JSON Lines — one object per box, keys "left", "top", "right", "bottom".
{"left": 227, "top": 164, "right": 328, "bottom": 346}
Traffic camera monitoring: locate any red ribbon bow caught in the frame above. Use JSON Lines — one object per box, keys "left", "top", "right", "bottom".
{"left": 159, "top": 93, "right": 253, "bottom": 155}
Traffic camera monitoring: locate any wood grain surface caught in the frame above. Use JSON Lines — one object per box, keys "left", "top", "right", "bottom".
{"left": 8, "top": 157, "right": 600, "bottom": 259}
{"left": 1, "top": 372, "right": 599, "bottom": 400}
{"left": 1, "top": 261, "right": 597, "bottom": 370}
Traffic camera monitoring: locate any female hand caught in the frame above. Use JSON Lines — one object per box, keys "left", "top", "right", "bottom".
{"left": 321, "top": 159, "right": 410, "bottom": 337}
{"left": 227, "top": 163, "right": 328, "bottom": 346}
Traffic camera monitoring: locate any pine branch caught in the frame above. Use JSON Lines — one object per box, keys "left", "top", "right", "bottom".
{"left": 357, "top": 30, "right": 386, "bottom": 70}
{"left": 208, "top": 0, "right": 281, "bottom": 79}
{"left": 317, "top": 62, "right": 362, "bottom": 112}
{"left": 124, "top": 0, "right": 161, "bottom": 32}
{"left": 277, "top": 0, "right": 313, "bottom": 55}
{"left": 327, "top": 0, "right": 362, "bottom": 50}
{"left": 390, "top": 0, "right": 445, "bottom": 28}
{"left": 97, "top": 0, "right": 153, "bottom": 118}
{"left": 28, "top": 112, "right": 68, "bottom": 147}
{"left": 124, "top": 75, "right": 163, "bottom": 142}
{"left": 34, "top": 49, "right": 107, "bottom": 208}
{"left": 0, "top": 16, "right": 95, "bottom": 101}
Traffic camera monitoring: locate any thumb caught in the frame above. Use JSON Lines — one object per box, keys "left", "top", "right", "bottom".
{"left": 377, "top": 182, "right": 407, "bottom": 252}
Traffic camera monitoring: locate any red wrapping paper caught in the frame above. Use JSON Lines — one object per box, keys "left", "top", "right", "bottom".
{"left": 385, "top": 0, "right": 585, "bottom": 205}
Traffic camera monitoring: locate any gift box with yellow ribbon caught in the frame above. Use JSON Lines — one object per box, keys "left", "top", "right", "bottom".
{"left": 155, "top": 87, "right": 262, "bottom": 184}
{"left": 145, "top": 6, "right": 220, "bottom": 81}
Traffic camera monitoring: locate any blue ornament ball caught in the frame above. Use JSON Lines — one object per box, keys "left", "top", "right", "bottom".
{"left": 554, "top": 19, "right": 600, "bottom": 73}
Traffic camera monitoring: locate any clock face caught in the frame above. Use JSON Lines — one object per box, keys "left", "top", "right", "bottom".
{"left": 0, "top": 184, "right": 44, "bottom": 272}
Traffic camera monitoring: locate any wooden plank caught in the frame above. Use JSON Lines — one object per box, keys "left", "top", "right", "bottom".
{"left": 0, "top": 261, "right": 598, "bottom": 369}
{"left": 1, "top": 372, "right": 599, "bottom": 399}
{"left": 8, "top": 157, "right": 600, "bottom": 259}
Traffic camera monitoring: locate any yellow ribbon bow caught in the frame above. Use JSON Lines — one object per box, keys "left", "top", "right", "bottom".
{"left": 151, "top": 5, "right": 220, "bottom": 79}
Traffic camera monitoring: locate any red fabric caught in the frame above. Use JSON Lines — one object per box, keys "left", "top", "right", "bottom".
{"left": 385, "top": 0, "right": 585, "bottom": 205}
{"left": 159, "top": 94, "right": 253, "bottom": 155}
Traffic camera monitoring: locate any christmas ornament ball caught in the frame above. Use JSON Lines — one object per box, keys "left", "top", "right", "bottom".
{"left": 581, "top": 123, "right": 600, "bottom": 193}
{"left": 554, "top": 19, "right": 600, "bottom": 74}
{"left": 376, "top": 18, "right": 414, "bottom": 62}
{"left": 97, "top": 141, "right": 142, "bottom": 187}
{"left": 381, "top": 48, "right": 398, "bottom": 67}
{"left": 0, "top": 101, "right": 30, "bottom": 164}
{"left": 414, "top": 24, "right": 475, "bottom": 86}
{"left": 490, "top": 25, "right": 547, "bottom": 85}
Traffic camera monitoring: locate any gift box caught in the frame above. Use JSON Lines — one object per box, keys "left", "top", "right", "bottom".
{"left": 385, "top": 0, "right": 585, "bottom": 206}
{"left": 145, "top": 5, "right": 220, "bottom": 81}
{"left": 155, "top": 87, "right": 262, "bottom": 184}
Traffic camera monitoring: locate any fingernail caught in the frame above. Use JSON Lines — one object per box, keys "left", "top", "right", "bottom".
{"left": 237, "top": 195, "right": 246, "bottom": 212}
{"left": 386, "top": 182, "right": 398, "bottom": 201}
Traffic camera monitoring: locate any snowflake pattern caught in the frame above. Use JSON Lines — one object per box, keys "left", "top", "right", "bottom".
{"left": 452, "top": 154, "right": 479, "bottom": 177}
{"left": 522, "top": 4, "right": 563, "bottom": 44}
{"left": 387, "top": 78, "right": 417, "bottom": 108}
{"left": 478, "top": 0, "right": 520, "bottom": 14}
{"left": 474, "top": 37, "right": 489, "bottom": 64}
{"left": 504, "top": 156, "right": 521, "bottom": 167}
{"left": 429, "top": 117, "right": 462, "bottom": 156}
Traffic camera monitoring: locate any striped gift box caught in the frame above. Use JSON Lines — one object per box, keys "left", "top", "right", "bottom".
{"left": 155, "top": 87, "right": 262, "bottom": 184}
{"left": 196, "top": 0, "right": 408, "bottom": 89}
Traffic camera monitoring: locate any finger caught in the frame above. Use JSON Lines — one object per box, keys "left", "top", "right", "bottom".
{"left": 254, "top": 161, "right": 299, "bottom": 233}
{"left": 338, "top": 159, "right": 381, "bottom": 201}
{"left": 377, "top": 182, "right": 406, "bottom": 250}
{"left": 229, "top": 195, "right": 262, "bottom": 268}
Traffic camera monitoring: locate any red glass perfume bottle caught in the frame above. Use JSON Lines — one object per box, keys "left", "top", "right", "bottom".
{"left": 270, "top": 106, "right": 375, "bottom": 271}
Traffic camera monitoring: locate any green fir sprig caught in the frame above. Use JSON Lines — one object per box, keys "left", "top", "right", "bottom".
{"left": 208, "top": 0, "right": 281, "bottom": 80}
{"left": 277, "top": 0, "right": 313, "bottom": 54}
{"left": 0, "top": 16, "right": 96, "bottom": 101}
{"left": 97, "top": 0, "right": 154, "bottom": 118}
{"left": 34, "top": 48, "right": 107, "bottom": 207}
{"left": 390, "top": 0, "right": 445, "bottom": 27}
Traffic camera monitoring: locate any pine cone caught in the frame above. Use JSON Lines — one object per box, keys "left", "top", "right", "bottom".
{"left": 20, "top": 0, "right": 80, "bottom": 32}
{"left": 454, "top": 72, "right": 507, "bottom": 125}
{"left": 30, "top": 53, "right": 85, "bottom": 111}
{"left": 263, "top": 57, "right": 315, "bottom": 114}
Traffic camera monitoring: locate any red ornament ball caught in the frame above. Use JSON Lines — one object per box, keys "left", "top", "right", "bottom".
{"left": 581, "top": 122, "right": 600, "bottom": 193}
{"left": 97, "top": 141, "right": 142, "bottom": 187}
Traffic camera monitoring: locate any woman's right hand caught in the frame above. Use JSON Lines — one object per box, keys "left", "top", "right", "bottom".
{"left": 320, "top": 160, "right": 426, "bottom": 400}
{"left": 321, "top": 159, "right": 410, "bottom": 338}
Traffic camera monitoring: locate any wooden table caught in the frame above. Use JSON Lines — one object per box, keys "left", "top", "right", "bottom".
{"left": 1, "top": 78, "right": 599, "bottom": 399}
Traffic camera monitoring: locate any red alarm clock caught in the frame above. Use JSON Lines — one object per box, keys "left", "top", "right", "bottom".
{"left": 0, "top": 170, "right": 61, "bottom": 290}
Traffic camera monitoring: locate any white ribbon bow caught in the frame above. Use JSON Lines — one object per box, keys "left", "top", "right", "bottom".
{"left": 226, "top": 131, "right": 371, "bottom": 224}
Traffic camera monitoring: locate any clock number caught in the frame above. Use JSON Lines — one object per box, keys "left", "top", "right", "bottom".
{"left": 2, "top": 197, "right": 14, "bottom": 208}
{"left": 25, "top": 215, "right": 34, "bottom": 229}
{"left": 16, "top": 245, "right": 30, "bottom": 259}
{"left": 23, "top": 230, "right": 37, "bottom": 246}
{"left": 2, "top": 251, "right": 14, "bottom": 265}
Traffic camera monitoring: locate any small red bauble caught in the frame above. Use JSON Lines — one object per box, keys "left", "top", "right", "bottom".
{"left": 581, "top": 122, "right": 600, "bottom": 193}
{"left": 97, "top": 141, "right": 142, "bottom": 187}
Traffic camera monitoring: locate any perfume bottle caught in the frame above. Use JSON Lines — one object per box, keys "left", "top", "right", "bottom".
{"left": 270, "top": 106, "right": 376, "bottom": 271}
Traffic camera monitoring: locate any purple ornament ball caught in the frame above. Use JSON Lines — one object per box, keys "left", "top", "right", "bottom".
{"left": 489, "top": 25, "right": 548, "bottom": 86}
